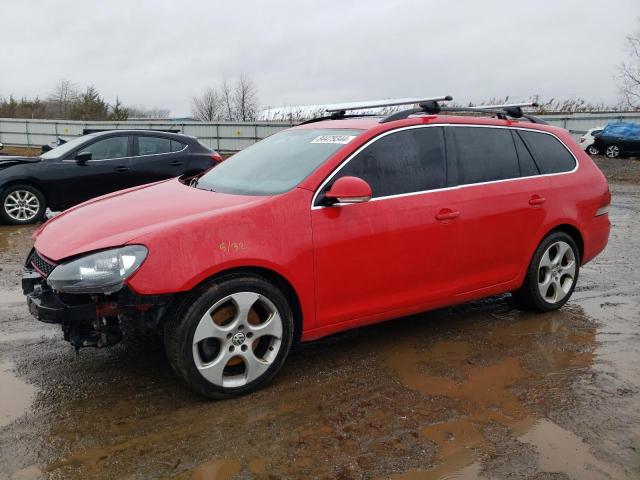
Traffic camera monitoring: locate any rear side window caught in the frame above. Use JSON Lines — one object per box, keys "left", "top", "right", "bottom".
{"left": 138, "top": 136, "right": 172, "bottom": 155}
{"left": 452, "top": 127, "right": 519, "bottom": 184}
{"left": 334, "top": 127, "right": 446, "bottom": 198}
{"left": 512, "top": 132, "right": 540, "bottom": 177}
{"left": 518, "top": 131, "right": 576, "bottom": 174}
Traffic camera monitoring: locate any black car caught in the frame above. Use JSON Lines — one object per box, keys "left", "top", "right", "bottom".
{"left": 0, "top": 130, "right": 222, "bottom": 224}
{"left": 591, "top": 122, "right": 640, "bottom": 158}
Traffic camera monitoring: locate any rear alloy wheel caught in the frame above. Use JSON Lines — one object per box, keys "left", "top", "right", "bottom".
{"left": 0, "top": 185, "right": 46, "bottom": 225}
{"left": 586, "top": 145, "right": 600, "bottom": 155}
{"left": 513, "top": 232, "right": 579, "bottom": 312}
{"left": 164, "top": 275, "right": 293, "bottom": 398}
{"left": 605, "top": 144, "right": 621, "bottom": 158}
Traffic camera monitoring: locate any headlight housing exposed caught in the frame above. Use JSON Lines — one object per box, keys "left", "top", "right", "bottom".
{"left": 47, "top": 245, "right": 148, "bottom": 294}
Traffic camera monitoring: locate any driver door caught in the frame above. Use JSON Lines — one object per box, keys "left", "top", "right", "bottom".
{"left": 61, "top": 134, "right": 135, "bottom": 207}
{"left": 311, "top": 126, "right": 461, "bottom": 328}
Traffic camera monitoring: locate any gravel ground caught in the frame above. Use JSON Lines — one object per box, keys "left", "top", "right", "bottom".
{"left": 0, "top": 157, "right": 638, "bottom": 479}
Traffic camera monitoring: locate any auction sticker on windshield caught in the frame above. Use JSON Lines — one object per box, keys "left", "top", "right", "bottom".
{"left": 311, "top": 135, "right": 357, "bottom": 144}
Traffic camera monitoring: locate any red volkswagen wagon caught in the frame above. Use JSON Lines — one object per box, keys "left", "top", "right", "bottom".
{"left": 23, "top": 99, "right": 611, "bottom": 398}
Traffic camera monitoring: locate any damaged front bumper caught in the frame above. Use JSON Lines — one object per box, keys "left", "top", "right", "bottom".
{"left": 22, "top": 262, "right": 173, "bottom": 350}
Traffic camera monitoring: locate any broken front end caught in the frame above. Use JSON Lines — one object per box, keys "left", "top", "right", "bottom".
{"left": 22, "top": 247, "right": 172, "bottom": 351}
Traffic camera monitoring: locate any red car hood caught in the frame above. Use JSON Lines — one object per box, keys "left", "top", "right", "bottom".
{"left": 34, "top": 178, "right": 266, "bottom": 261}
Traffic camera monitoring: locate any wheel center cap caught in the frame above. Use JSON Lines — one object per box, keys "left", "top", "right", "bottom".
{"left": 231, "top": 332, "right": 246, "bottom": 346}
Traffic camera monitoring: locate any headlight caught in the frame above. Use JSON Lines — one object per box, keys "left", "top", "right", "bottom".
{"left": 47, "top": 245, "right": 148, "bottom": 294}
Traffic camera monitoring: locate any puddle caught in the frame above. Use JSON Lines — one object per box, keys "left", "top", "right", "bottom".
{"left": 0, "top": 330, "right": 58, "bottom": 343}
{"left": 188, "top": 459, "right": 241, "bottom": 480}
{"left": 519, "top": 419, "right": 629, "bottom": 480}
{"left": 0, "top": 289, "right": 24, "bottom": 306}
{"left": 0, "top": 362, "right": 35, "bottom": 428}
{"left": 375, "top": 306, "right": 627, "bottom": 479}
{"left": 0, "top": 225, "right": 36, "bottom": 252}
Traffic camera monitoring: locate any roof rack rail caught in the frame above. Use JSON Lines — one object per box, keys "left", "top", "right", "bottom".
{"left": 325, "top": 96, "right": 453, "bottom": 114}
{"left": 381, "top": 101, "right": 548, "bottom": 125}
{"left": 299, "top": 96, "right": 453, "bottom": 126}
{"left": 465, "top": 102, "right": 547, "bottom": 124}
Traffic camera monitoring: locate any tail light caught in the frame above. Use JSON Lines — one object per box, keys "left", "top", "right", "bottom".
{"left": 595, "top": 188, "right": 611, "bottom": 216}
{"left": 579, "top": 137, "right": 586, "bottom": 143}
{"left": 210, "top": 153, "right": 223, "bottom": 164}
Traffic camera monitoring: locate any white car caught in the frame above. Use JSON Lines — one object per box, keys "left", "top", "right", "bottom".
{"left": 580, "top": 127, "right": 604, "bottom": 155}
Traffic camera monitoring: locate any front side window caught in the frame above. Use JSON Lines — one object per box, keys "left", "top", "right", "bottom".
{"left": 196, "top": 129, "right": 362, "bottom": 195}
{"left": 452, "top": 127, "right": 519, "bottom": 185}
{"left": 138, "top": 136, "right": 172, "bottom": 155}
{"left": 519, "top": 130, "right": 576, "bottom": 174}
{"left": 41, "top": 133, "right": 100, "bottom": 160}
{"left": 81, "top": 136, "right": 129, "bottom": 160}
{"left": 330, "top": 126, "right": 446, "bottom": 199}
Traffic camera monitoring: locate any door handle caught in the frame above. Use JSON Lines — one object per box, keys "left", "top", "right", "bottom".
{"left": 529, "top": 195, "right": 546, "bottom": 206}
{"left": 170, "top": 160, "right": 183, "bottom": 166}
{"left": 115, "top": 166, "right": 129, "bottom": 172}
{"left": 435, "top": 208, "right": 460, "bottom": 221}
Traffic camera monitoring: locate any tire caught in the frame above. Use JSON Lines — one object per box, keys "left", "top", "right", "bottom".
{"left": 163, "top": 274, "right": 294, "bottom": 399}
{"left": 586, "top": 145, "right": 600, "bottom": 156}
{"left": 0, "top": 184, "right": 47, "bottom": 225}
{"left": 605, "top": 144, "right": 621, "bottom": 158}
{"left": 513, "top": 232, "right": 580, "bottom": 312}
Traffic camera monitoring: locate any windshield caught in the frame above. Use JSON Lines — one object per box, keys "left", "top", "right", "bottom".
{"left": 40, "top": 134, "right": 99, "bottom": 160}
{"left": 196, "top": 128, "right": 362, "bottom": 195}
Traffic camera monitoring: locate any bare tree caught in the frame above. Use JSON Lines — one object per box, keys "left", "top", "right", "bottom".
{"left": 48, "top": 79, "right": 80, "bottom": 119}
{"left": 619, "top": 22, "right": 640, "bottom": 109}
{"left": 234, "top": 74, "right": 259, "bottom": 121}
{"left": 192, "top": 76, "right": 260, "bottom": 122}
{"left": 220, "top": 80, "right": 235, "bottom": 121}
{"left": 191, "top": 87, "right": 223, "bottom": 121}
{"left": 128, "top": 105, "right": 171, "bottom": 119}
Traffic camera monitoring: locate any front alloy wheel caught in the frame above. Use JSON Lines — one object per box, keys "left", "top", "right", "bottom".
{"left": 605, "top": 144, "right": 621, "bottom": 158}
{"left": 586, "top": 145, "right": 600, "bottom": 155}
{"left": 192, "top": 292, "right": 283, "bottom": 388}
{"left": 164, "top": 275, "right": 293, "bottom": 398}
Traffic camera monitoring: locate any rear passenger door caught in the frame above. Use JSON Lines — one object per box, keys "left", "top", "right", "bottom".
{"left": 131, "top": 135, "right": 189, "bottom": 184}
{"left": 447, "top": 126, "right": 551, "bottom": 294}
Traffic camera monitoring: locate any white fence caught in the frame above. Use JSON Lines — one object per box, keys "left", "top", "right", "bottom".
{"left": 0, "top": 118, "right": 294, "bottom": 153}
{"left": 2, "top": 112, "right": 640, "bottom": 152}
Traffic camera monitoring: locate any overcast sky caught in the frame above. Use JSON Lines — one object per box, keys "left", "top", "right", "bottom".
{"left": 2, "top": 0, "right": 639, "bottom": 116}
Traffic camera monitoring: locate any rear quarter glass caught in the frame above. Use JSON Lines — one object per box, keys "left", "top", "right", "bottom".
{"left": 518, "top": 130, "right": 576, "bottom": 174}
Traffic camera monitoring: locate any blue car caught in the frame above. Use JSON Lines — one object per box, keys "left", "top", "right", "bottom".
{"left": 592, "top": 122, "right": 640, "bottom": 158}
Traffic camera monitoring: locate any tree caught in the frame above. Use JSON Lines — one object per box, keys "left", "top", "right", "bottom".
{"left": 72, "top": 85, "right": 108, "bottom": 120}
{"left": 191, "top": 76, "right": 260, "bottom": 122}
{"left": 48, "top": 79, "right": 80, "bottom": 119}
{"left": 191, "top": 87, "right": 223, "bottom": 121}
{"left": 221, "top": 80, "right": 235, "bottom": 121}
{"left": 128, "top": 105, "right": 171, "bottom": 119}
{"left": 619, "top": 21, "right": 640, "bottom": 109}
{"left": 108, "top": 97, "right": 129, "bottom": 121}
{"left": 234, "top": 74, "right": 259, "bottom": 121}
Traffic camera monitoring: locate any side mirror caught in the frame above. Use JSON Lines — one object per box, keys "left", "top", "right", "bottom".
{"left": 75, "top": 151, "right": 92, "bottom": 164}
{"left": 324, "top": 176, "right": 372, "bottom": 205}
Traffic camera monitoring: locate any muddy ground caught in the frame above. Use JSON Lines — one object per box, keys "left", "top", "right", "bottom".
{"left": 0, "top": 160, "right": 639, "bottom": 479}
